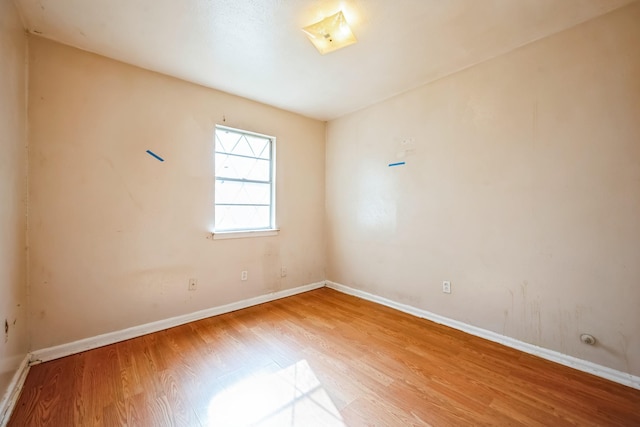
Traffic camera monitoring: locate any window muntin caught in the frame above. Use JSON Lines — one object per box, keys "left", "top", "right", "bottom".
{"left": 214, "top": 126, "right": 275, "bottom": 232}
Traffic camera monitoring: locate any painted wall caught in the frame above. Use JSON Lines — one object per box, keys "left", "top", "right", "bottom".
{"left": 326, "top": 3, "right": 640, "bottom": 376}
{"left": 28, "top": 37, "right": 326, "bottom": 350}
{"left": 0, "top": 0, "right": 28, "bottom": 398}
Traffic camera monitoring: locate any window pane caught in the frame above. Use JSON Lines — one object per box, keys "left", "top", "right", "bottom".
{"left": 214, "top": 126, "right": 274, "bottom": 232}
{"left": 215, "top": 130, "right": 239, "bottom": 153}
{"left": 215, "top": 205, "right": 271, "bottom": 231}
{"left": 245, "top": 135, "right": 270, "bottom": 160}
{"left": 215, "top": 154, "right": 270, "bottom": 182}
{"left": 215, "top": 180, "right": 271, "bottom": 205}
{"left": 216, "top": 131, "right": 271, "bottom": 159}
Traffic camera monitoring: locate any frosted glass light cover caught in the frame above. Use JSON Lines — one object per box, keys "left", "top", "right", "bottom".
{"left": 302, "top": 11, "right": 357, "bottom": 55}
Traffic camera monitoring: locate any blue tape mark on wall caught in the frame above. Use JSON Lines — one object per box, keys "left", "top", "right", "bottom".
{"left": 146, "top": 150, "right": 164, "bottom": 162}
{"left": 388, "top": 161, "right": 405, "bottom": 167}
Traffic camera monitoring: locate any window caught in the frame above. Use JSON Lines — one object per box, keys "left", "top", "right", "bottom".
{"left": 214, "top": 125, "right": 276, "bottom": 234}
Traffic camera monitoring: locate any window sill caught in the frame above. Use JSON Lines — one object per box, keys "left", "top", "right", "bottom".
{"left": 212, "top": 229, "right": 280, "bottom": 240}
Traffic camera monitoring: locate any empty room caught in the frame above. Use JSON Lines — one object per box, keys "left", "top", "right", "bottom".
{"left": 1, "top": 0, "right": 639, "bottom": 425}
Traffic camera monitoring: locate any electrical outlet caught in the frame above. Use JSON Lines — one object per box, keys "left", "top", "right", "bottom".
{"left": 442, "top": 281, "right": 451, "bottom": 294}
{"left": 281, "top": 266, "right": 287, "bottom": 277}
{"left": 241, "top": 271, "right": 248, "bottom": 281}
{"left": 188, "top": 278, "right": 197, "bottom": 291}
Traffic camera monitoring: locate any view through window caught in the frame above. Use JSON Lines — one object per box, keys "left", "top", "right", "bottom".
{"left": 214, "top": 126, "right": 275, "bottom": 232}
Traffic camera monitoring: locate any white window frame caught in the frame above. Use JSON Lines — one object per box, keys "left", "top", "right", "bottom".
{"left": 212, "top": 125, "right": 278, "bottom": 239}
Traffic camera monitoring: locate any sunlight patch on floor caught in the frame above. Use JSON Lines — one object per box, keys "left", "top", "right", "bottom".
{"left": 207, "top": 359, "right": 346, "bottom": 426}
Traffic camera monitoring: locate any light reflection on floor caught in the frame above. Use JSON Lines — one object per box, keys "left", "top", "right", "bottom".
{"left": 207, "top": 359, "right": 346, "bottom": 426}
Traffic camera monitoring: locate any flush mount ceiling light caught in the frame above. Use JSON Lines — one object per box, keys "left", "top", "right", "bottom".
{"left": 302, "top": 11, "right": 357, "bottom": 55}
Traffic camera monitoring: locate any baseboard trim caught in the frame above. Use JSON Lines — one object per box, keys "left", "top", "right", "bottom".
{"left": 31, "top": 281, "right": 325, "bottom": 365}
{"left": 27, "top": 280, "right": 640, "bottom": 391}
{"left": 325, "top": 281, "right": 640, "bottom": 391}
{"left": 0, "top": 355, "right": 30, "bottom": 427}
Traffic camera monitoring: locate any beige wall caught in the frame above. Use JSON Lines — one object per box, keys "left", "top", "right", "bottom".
{"left": 27, "top": 37, "right": 326, "bottom": 350}
{"left": 0, "top": 0, "right": 28, "bottom": 398}
{"left": 326, "top": 3, "right": 640, "bottom": 376}
{"left": 11, "top": 0, "right": 640, "bottom": 382}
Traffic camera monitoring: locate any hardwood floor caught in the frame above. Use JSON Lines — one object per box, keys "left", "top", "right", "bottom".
{"left": 8, "top": 287, "right": 640, "bottom": 426}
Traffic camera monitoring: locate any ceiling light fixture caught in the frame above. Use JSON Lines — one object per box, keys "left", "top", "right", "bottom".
{"left": 302, "top": 11, "right": 357, "bottom": 55}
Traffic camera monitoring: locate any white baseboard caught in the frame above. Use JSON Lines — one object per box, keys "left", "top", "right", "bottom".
{"left": 0, "top": 355, "right": 30, "bottom": 427}
{"left": 31, "top": 281, "right": 325, "bottom": 364}
{"left": 27, "top": 279, "right": 640, "bottom": 392}
{"left": 325, "top": 281, "right": 640, "bottom": 391}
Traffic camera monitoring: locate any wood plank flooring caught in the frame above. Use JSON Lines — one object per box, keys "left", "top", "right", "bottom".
{"left": 8, "top": 287, "right": 640, "bottom": 426}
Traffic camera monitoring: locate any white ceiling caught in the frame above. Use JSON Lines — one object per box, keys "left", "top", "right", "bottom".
{"left": 14, "top": 0, "right": 635, "bottom": 121}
